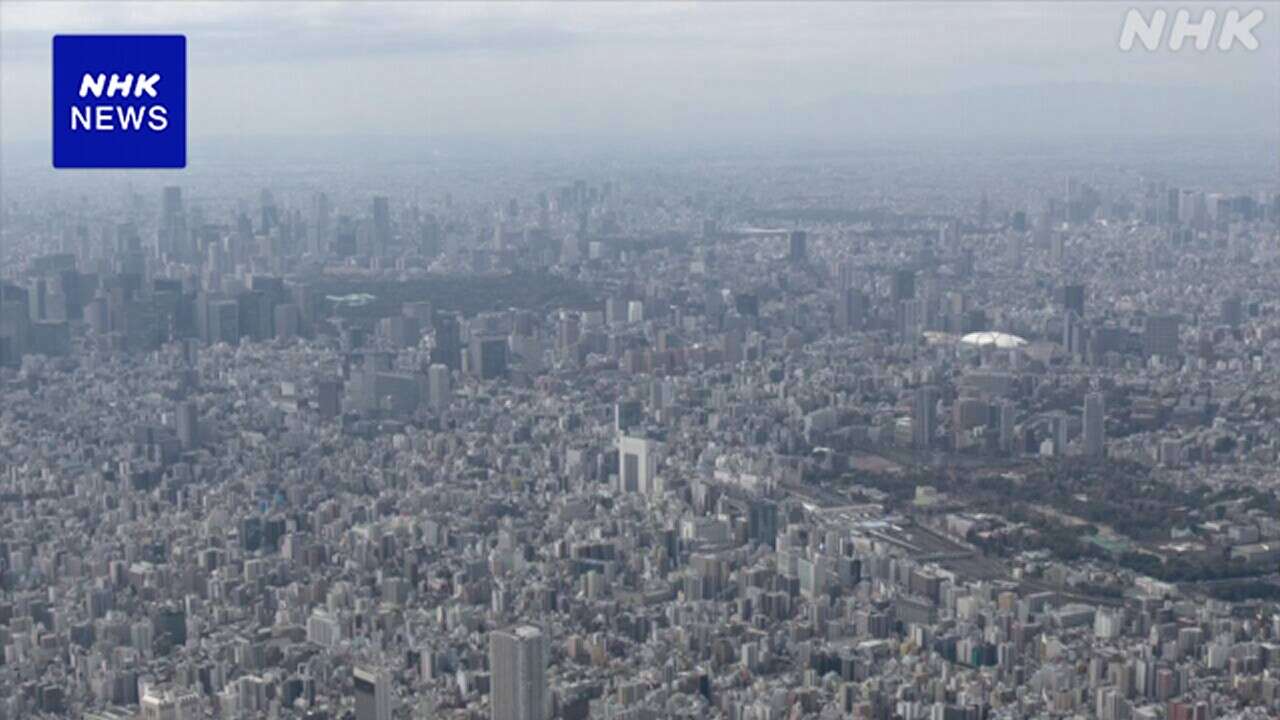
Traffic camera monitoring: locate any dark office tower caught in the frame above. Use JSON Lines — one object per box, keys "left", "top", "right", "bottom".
{"left": 160, "top": 186, "right": 187, "bottom": 258}
{"left": 890, "top": 269, "right": 916, "bottom": 304}
{"left": 317, "top": 379, "right": 342, "bottom": 420}
{"left": 432, "top": 314, "right": 462, "bottom": 370}
{"left": 177, "top": 401, "right": 199, "bottom": 450}
{"left": 28, "top": 279, "right": 47, "bottom": 321}
{"left": 237, "top": 292, "right": 270, "bottom": 341}
{"left": 1142, "top": 314, "right": 1180, "bottom": 358}
{"left": 748, "top": 498, "right": 779, "bottom": 548}
{"left": 470, "top": 335, "right": 509, "bottom": 380}
{"left": 977, "top": 192, "right": 990, "bottom": 227}
{"left": 615, "top": 400, "right": 643, "bottom": 433}
{"left": 353, "top": 666, "right": 393, "bottom": 720}
{"left": 1220, "top": 296, "right": 1243, "bottom": 327}
{"left": 490, "top": 626, "right": 547, "bottom": 720}
{"left": 239, "top": 517, "right": 262, "bottom": 553}
{"left": 310, "top": 192, "right": 331, "bottom": 256}
{"left": 274, "top": 304, "right": 301, "bottom": 340}
{"left": 835, "top": 288, "right": 867, "bottom": 331}
{"left": 1057, "top": 284, "right": 1085, "bottom": 318}
{"left": 912, "top": 386, "right": 938, "bottom": 450}
{"left": 1083, "top": 392, "right": 1105, "bottom": 461}
{"left": 208, "top": 300, "right": 240, "bottom": 346}
{"left": 1010, "top": 210, "right": 1027, "bottom": 233}
{"left": 788, "top": 231, "right": 807, "bottom": 262}
{"left": 733, "top": 292, "right": 759, "bottom": 318}
{"left": 371, "top": 196, "right": 391, "bottom": 256}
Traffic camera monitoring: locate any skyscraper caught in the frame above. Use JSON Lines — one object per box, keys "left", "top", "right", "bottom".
{"left": 432, "top": 313, "right": 462, "bottom": 370}
{"left": 428, "top": 363, "right": 451, "bottom": 411}
{"left": 470, "top": 334, "right": 509, "bottom": 380}
{"left": 618, "top": 433, "right": 658, "bottom": 494}
{"left": 311, "top": 192, "right": 332, "bottom": 256}
{"left": 788, "top": 230, "right": 807, "bottom": 262}
{"left": 353, "top": 666, "right": 393, "bottom": 720}
{"left": 177, "top": 401, "right": 199, "bottom": 450}
{"left": 490, "top": 625, "right": 546, "bottom": 720}
{"left": 1083, "top": 392, "right": 1105, "bottom": 461}
{"left": 1142, "top": 314, "right": 1180, "bottom": 358}
{"left": 1057, "top": 284, "right": 1085, "bottom": 318}
{"left": 912, "top": 386, "right": 938, "bottom": 450}
{"left": 371, "top": 196, "right": 391, "bottom": 256}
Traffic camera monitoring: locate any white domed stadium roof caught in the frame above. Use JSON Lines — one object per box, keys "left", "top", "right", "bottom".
{"left": 960, "top": 331, "right": 1027, "bottom": 349}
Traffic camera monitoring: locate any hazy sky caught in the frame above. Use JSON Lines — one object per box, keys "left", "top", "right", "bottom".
{"left": 2, "top": 1, "right": 1278, "bottom": 146}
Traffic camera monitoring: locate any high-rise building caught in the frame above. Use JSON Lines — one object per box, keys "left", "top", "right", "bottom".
{"left": 1220, "top": 296, "right": 1243, "bottom": 327}
{"left": 614, "top": 400, "right": 643, "bottom": 433}
{"left": 317, "top": 379, "right": 341, "bottom": 420}
{"left": 431, "top": 313, "right": 462, "bottom": 370}
{"left": 835, "top": 288, "right": 867, "bottom": 331}
{"left": 891, "top": 269, "right": 916, "bottom": 304}
{"left": 353, "top": 666, "right": 393, "bottom": 720}
{"left": 788, "top": 230, "right": 807, "bottom": 262}
{"left": 1142, "top": 314, "right": 1180, "bottom": 358}
{"left": 470, "top": 334, "right": 509, "bottom": 380}
{"left": 998, "top": 400, "right": 1016, "bottom": 454}
{"left": 371, "top": 196, "right": 391, "bottom": 256}
{"left": 428, "top": 363, "right": 451, "bottom": 411}
{"left": 912, "top": 386, "right": 938, "bottom": 450}
{"left": 1058, "top": 284, "right": 1085, "bottom": 318}
{"left": 311, "top": 192, "right": 332, "bottom": 256}
{"left": 1083, "top": 392, "right": 1105, "bottom": 461}
{"left": 490, "top": 625, "right": 546, "bottom": 720}
{"left": 177, "top": 401, "right": 199, "bottom": 450}
{"left": 617, "top": 433, "right": 658, "bottom": 494}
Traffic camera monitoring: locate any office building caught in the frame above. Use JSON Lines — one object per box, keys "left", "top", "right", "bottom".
{"left": 353, "top": 666, "right": 393, "bottom": 720}
{"left": 490, "top": 625, "right": 546, "bottom": 720}
{"left": 1083, "top": 392, "right": 1105, "bottom": 460}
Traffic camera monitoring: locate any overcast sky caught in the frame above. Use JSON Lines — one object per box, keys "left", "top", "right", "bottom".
{"left": 2, "top": 1, "right": 1278, "bottom": 146}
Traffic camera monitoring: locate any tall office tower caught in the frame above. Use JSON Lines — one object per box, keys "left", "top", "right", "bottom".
{"left": 912, "top": 386, "right": 938, "bottom": 450}
{"left": 274, "top": 304, "right": 301, "bottom": 340}
{"left": 318, "top": 379, "right": 341, "bottom": 420}
{"left": 998, "top": 400, "right": 1016, "bottom": 454}
{"left": 835, "top": 288, "right": 867, "bottom": 331}
{"left": 470, "top": 335, "right": 509, "bottom": 380}
{"left": 1142, "top": 314, "right": 1180, "bottom": 358}
{"left": 428, "top": 363, "right": 451, "bottom": 411}
{"left": 890, "top": 269, "right": 916, "bottom": 304}
{"left": 311, "top": 192, "right": 332, "bottom": 256}
{"left": 617, "top": 434, "right": 658, "bottom": 494}
{"left": 614, "top": 400, "right": 643, "bottom": 433}
{"left": 176, "top": 401, "right": 199, "bottom": 450}
{"left": 207, "top": 300, "right": 240, "bottom": 346}
{"left": 431, "top": 314, "right": 462, "bottom": 370}
{"left": 159, "top": 186, "right": 186, "bottom": 258}
{"left": 1052, "top": 411, "right": 1069, "bottom": 456}
{"left": 371, "top": 196, "right": 391, "bottom": 256}
{"left": 1057, "top": 284, "right": 1085, "bottom": 318}
{"left": 1220, "top": 296, "right": 1243, "bottom": 327}
{"left": 788, "top": 230, "right": 807, "bottom": 262}
{"left": 1083, "top": 392, "right": 1105, "bottom": 461}
{"left": 353, "top": 666, "right": 393, "bottom": 720}
{"left": 489, "top": 626, "right": 546, "bottom": 720}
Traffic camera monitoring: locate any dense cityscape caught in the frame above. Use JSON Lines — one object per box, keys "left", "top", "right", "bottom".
{"left": 1, "top": 137, "right": 1279, "bottom": 720}
{"left": 4, "top": 2, "right": 1280, "bottom": 720}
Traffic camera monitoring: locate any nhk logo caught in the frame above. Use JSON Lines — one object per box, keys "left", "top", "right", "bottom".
{"left": 1119, "top": 8, "right": 1265, "bottom": 51}
{"left": 73, "top": 73, "right": 169, "bottom": 131}
{"left": 53, "top": 35, "right": 186, "bottom": 168}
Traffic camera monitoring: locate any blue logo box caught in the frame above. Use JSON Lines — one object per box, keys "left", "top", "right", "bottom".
{"left": 53, "top": 35, "right": 186, "bottom": 168}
